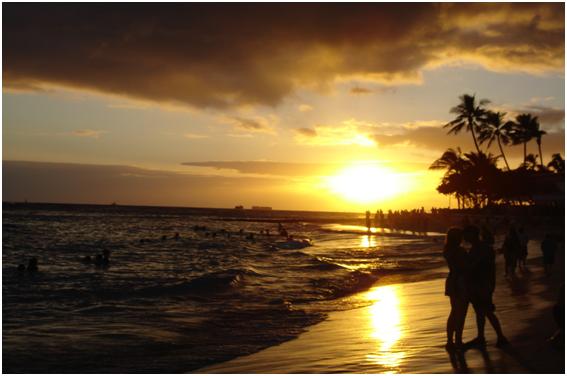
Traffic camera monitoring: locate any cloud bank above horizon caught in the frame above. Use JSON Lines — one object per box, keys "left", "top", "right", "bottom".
{"left": 4, "top": 3, "right": 564, "bottom": 109}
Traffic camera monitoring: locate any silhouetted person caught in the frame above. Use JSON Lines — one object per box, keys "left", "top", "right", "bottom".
{"left": 549, "top": 283, "right": 564, "bottom": 349}
{"left": 503, "top": 226, "right": 520, "bottom": 277}
{"left": 443, "top": 227, "right": 468, "bottom": 350}
{"left": 480, "top": 224, "right": 494, "bottom": 248}
{"left": 541, "top": 233, "right": 557, "bottom": 277}
{"left": 463, "top": 225, "right": 507, "bottom": 348}
{"left": 27, "top": 257, "right": 38, "bottom": 273}
{"left": 94, "top": 254, "right": 104, "bottom": 267}
{"left": 278, "top": 223, "right": 288, "bottom": 238}
{"left": 365, "top": 210, "right": 371, "bottom": 233}
{"left": 517, "top": 227, "right": 528, "bottom": 270}
{"left": 102, "top": 249, "right": 110, "bottom": 267}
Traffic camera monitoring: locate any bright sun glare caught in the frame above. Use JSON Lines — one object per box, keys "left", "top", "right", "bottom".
{"left": 365, "top": 285, "right": 406, "bottom": 371}
{"left": 327, "top": 164, "right": 409, "bottom": 204}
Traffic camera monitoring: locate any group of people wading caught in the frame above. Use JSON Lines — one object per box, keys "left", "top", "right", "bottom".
{"left": 443, "top": 225, "right": 508, "bottom": 351}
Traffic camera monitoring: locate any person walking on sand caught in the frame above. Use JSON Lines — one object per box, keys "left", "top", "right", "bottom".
{"left": 517, "top": 227, "right": 529, "bottom": 271}
{"left": 443, "top": 227, "right": 469, "bottom": 350}
{"left": 463, "top": 225, "right": 508, "bottom": 348}
{"left": 541, "top": 233, "right": 557, "bottom": 277}
{"left": 502, "top": 226, "right": 520, "bottom": 277}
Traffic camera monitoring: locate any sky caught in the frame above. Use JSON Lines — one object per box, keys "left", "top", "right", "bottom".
{"left": 2, "top": 3, "right": 565, "bottom": 212}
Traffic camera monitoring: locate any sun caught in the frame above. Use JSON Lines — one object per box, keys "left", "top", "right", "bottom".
{"left": 326, "top": 164, "right": 410, "bottom": 204}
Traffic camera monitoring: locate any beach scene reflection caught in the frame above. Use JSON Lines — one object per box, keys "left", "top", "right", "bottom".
{"left": 365, "top": 285, "right": 406, "bottom": 372}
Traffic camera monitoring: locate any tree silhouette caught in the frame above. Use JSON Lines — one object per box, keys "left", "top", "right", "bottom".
{"left": 547, "top": 153, "right": 564, "bottom": 174}
{"left": 520, "top": 153, "right": 539, "bottom": 171}
{"left": 509, "top": 113, "right": 539, "bottom": 164}
{"left": 532, "top": 123, "right": 547, "bottom": 169}
{"left": 430, "top": 148, "right": 467, "bottom": 208}
{"left": 429, "top": 147, "right": 464, "bottom": 172}
{"left": 444, "top": 94, "right": 489, "bottom": 154}
{"left": 479, "top": 111, "right": 512, "bottom": 170}
{"left": 433, "top": 95, "right": 563, "bottom": 208}
{"left": 431, "top": 149, "right": 500, "bottom": 208}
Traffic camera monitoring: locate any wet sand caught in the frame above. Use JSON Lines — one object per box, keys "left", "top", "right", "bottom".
{"left": 200, "top": 240, "right": 564, "bottom": 373}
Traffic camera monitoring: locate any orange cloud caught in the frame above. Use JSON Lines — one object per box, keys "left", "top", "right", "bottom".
{"left": 294, "top": 120, "right": 376, "bottom": 147}
{"left": 69, "top": 129, "right": 106, "bottom": 139}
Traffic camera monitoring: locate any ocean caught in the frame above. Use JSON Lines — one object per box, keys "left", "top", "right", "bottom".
{"left": 2, "top": 203, "right": 445, "bottom": 373}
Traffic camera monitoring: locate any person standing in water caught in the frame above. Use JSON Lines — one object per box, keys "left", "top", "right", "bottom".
{"left": 463, "top": 225, "right": 507, "bottom": 348}
{"left": 517, "top": 227, "right": 529, "bottom": 270}
{"left": 541, "top": 233, "right": 557, "bottom": 277}
{"left": 365, "top": 210, "right": 371, "bottom": 233}
{"left": 443, "top": 227, "right": 469, "bottom": 350}
{"left": 503, "top": 226, "right": 521, "bottom": 277}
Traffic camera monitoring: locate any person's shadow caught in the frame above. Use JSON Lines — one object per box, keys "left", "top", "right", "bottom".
{"left": 474, "top": 347, "right": 495, "bottom": 373}
{"left": 446, "top": 347, "right": 469, "bottom": 373}
{"left": 447, "top": 346, "right": 498, "bottom": 373}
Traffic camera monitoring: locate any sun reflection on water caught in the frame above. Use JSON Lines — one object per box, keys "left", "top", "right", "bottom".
{"left": 360, "top": 234, "right": 378, "bottom": 248}
{"left": 365, "top": 285, "right": 406, "bottom": 372}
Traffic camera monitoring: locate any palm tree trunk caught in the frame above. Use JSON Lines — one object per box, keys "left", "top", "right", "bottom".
{"left": 538, "top": 140, "right": 544, "bottom": 169}
{"left": 471, "top": 128, "right": 481, "bottom": 154}
{"left": 497, "top": 135, "right": 510, "bottom": 170}
{"left": 468, "top": 116, "right": 481, "bottom": 154}
{"left": 523, "top": 142, "right": 527, "bottom": 164}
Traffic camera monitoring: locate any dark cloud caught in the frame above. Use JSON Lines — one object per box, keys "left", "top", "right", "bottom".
{"left": 522, "top": 105, "right": 565, "bottom": 128}
{"left": 3, "top": 3, "right": 564, "bottom": 109}
{"left": 294, "top": 127, "right": 317, "bottom": 137}
{"left": 182, "top": 161, "right": 339, "bottom": 176}
{"left": 372, "top": 125, "right": 565, "bottom": 161}
{"left": 3, "top": 161, "right": 345, "bottom": 210}
{"left": 182, "top": 160, "right": 431, "bottom": 175}
{"left": 350, "top": 87, "right": 373, "bottom": 95}
{"left": 229, "top": 117, "right": 267, "bottom": 131}
{"left": 2, "top": 161, "right": 292, "bottom": 207}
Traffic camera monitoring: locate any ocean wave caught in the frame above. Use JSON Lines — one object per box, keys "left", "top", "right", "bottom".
{"left": 311, "top": 270, "right": 379, "bottom": 299}
{"left": 304, "top": 257, "right": 345, "bottom": 271}
{"left": 148, "top": 268, "right": 262, "bottom": 295}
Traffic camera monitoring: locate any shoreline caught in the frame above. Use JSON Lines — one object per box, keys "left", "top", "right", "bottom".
{"left": 199, "top": 240, "right": 564, "bottom": 373}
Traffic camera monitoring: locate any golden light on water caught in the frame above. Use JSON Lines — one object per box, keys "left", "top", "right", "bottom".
{"left": 365, "top": 285, "right": 406, "bottom": 372}
{"left": 326, "top": 164, "right": 411, "bottom": 204}
{"left": 360, "top": 234, "right": 378, "bottom": 248}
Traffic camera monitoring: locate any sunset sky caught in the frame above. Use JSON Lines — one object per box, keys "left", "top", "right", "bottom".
{"left": 2, "top": 3, "right": 565, "bottom": 211}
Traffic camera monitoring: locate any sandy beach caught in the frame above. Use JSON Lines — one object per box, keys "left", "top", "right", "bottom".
{"left": 200, "top": 240, "right": 564, "bottom": 373}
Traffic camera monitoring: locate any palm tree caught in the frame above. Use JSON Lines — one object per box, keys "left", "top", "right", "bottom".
{"left": 547, "top": 153, "right": 564, "bottom": 174}
{"left": 430, "top": 149, "right": 500, "bottom": 208}
{"left": 429, "top": 147, "right": 464, "bottom": 172}
{"left": 532, "top": 124, "right": 547, "bottom": 169}
{"left": 479, "top": 111, "right": 512, "bottom": 170}
{"left": 520, "top": 154, "right": 539, "bottom": 171}
{"left": 430, "top": 148, "right": 467, "bottom": 208}
{"left": 463, "top": 151, "right": 501, "bottom": 207}
{"left": 509, "top": 113, "right": 539, "bottom": 164}
{"left": 444, "top": 94, "right": 490, "bottom": 154}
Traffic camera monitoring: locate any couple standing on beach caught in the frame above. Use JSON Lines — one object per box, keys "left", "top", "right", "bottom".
{"left": 444, "top": 225, "right": 508, "bottom": 351}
